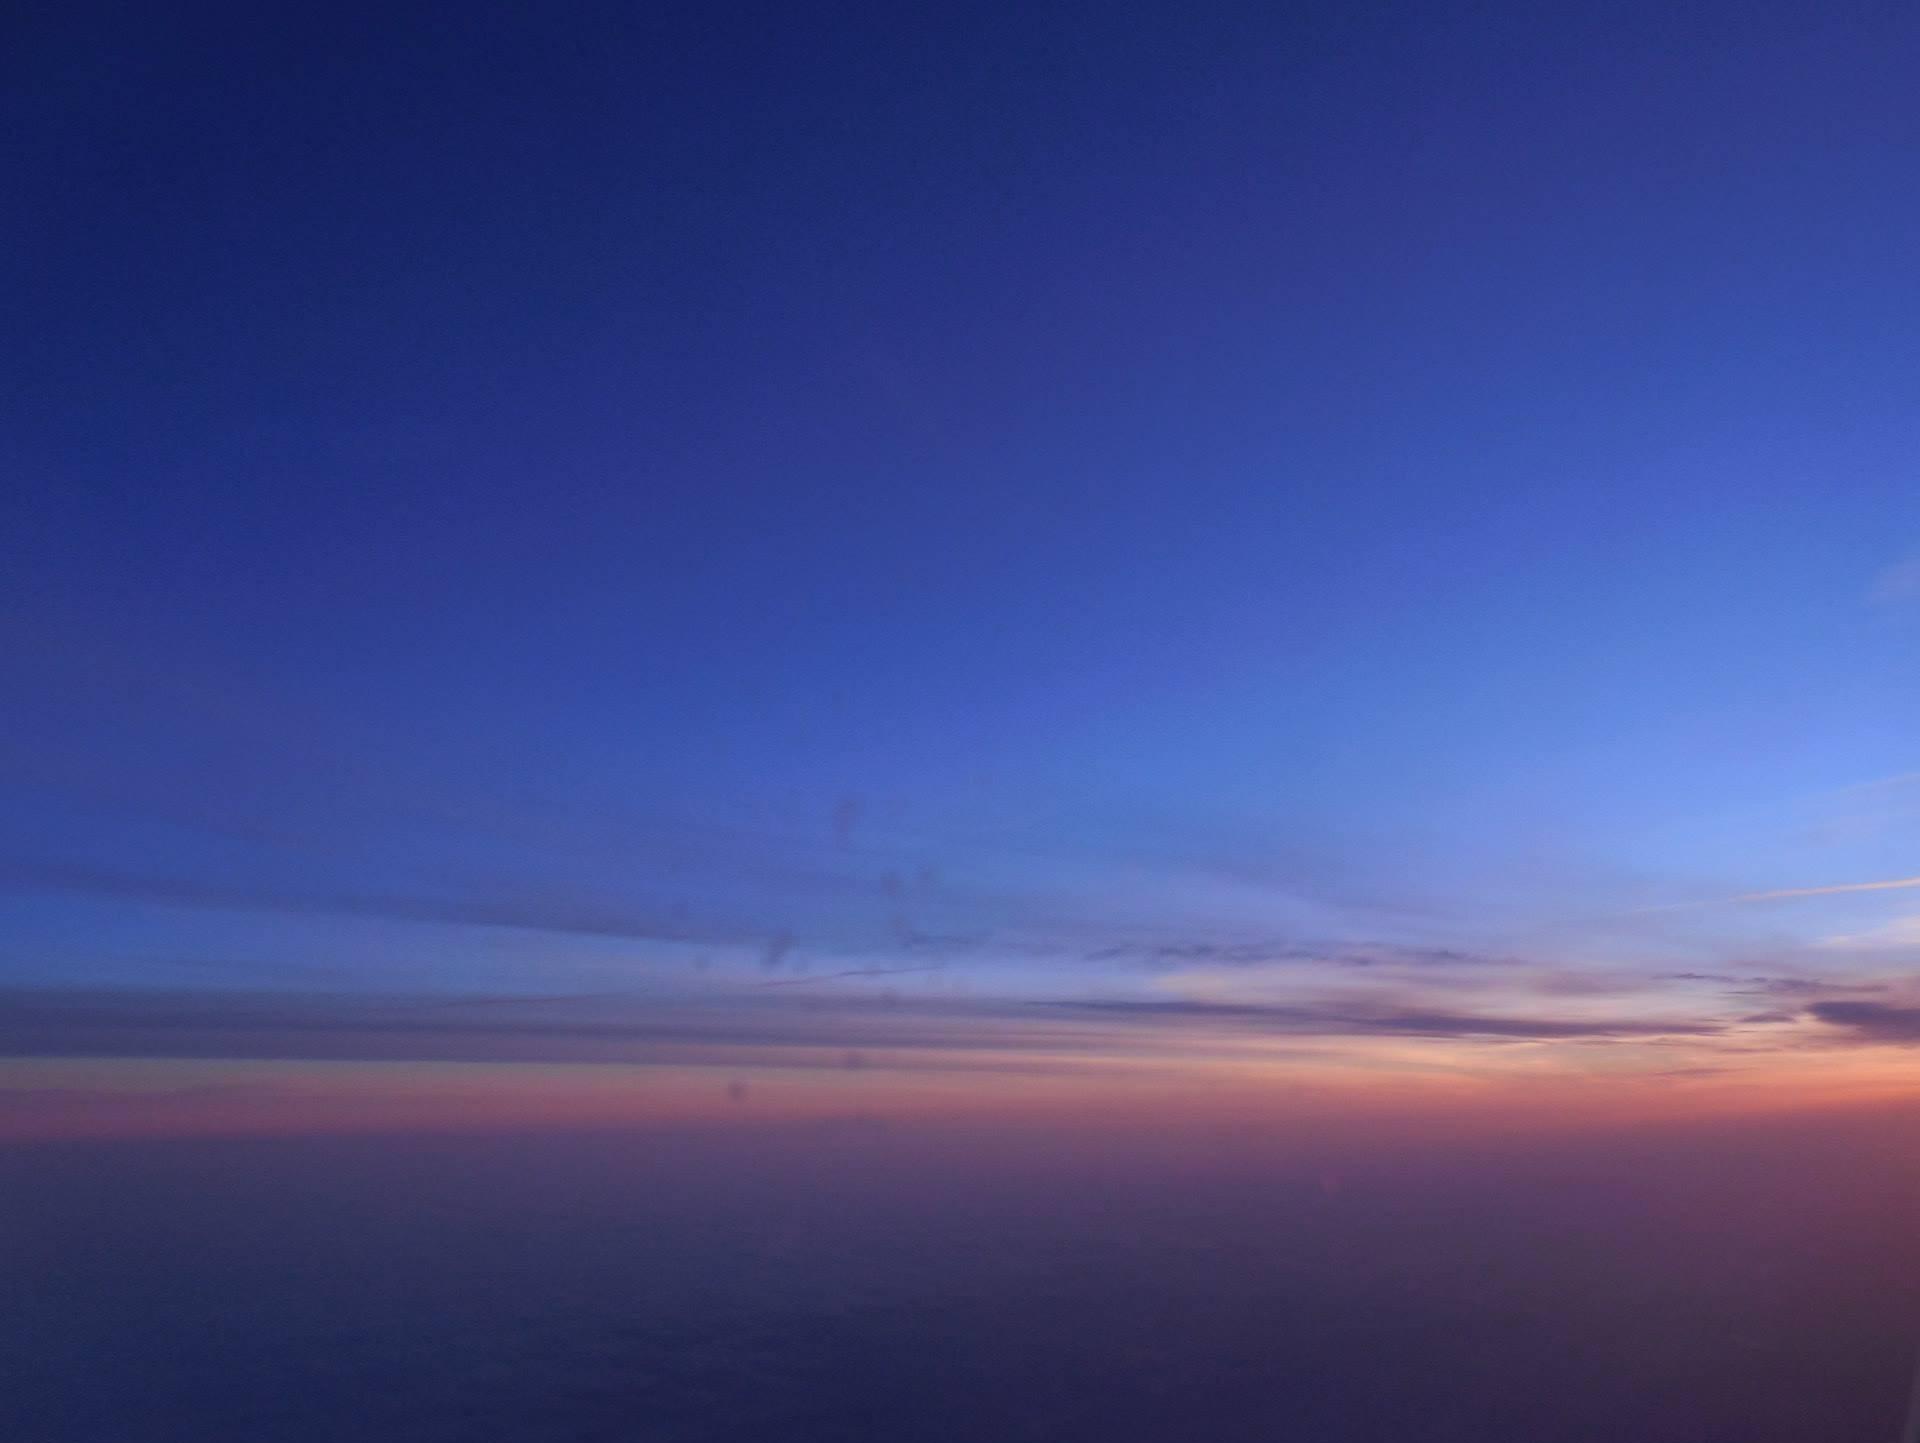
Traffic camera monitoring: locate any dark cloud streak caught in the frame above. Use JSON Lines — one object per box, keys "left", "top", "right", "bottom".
{"left": 0, "top": 856, "right": 746, "bottom": 949}
{"left": 1039, "top": 998, "right": 1719, "bottom": 1040}
{"left": 1807, "top": 1000, "right": 1920, "bottom": 1042}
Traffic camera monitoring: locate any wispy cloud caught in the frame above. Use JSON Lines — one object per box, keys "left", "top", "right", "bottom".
{"left": 0, "top": 987, "right": 1083, "bottom": 1067}
{"left": 1080, "top": 940, "right": 1510, "bottom": 969}
{"left": 1648, "top": 874, "right": 1920, "bottom": 913}
{"left": 0, "top": 856, "right": 757, "bottom": 950}
{"left": 755, "top": 965, "right": 945, "bottom": 989}
{"left": 1816, "top": 770, "right": 1920, "bottom": 799}
{"left": 1658, "top": 973, "right": 1892, "bottom": 999}
{"left": 1871, "top": 556, "right": 1920, "bottom": 605}
{"left": 0, "top": 983, "right": 1729, "bottom": 1068}
{"left": 1036, "top": 998, "right": 1719, "bottom": 1040}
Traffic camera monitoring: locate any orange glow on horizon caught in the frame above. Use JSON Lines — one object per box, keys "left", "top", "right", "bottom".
{"left": 8, "top": 1032, "right": 1920, "bottom": 1145}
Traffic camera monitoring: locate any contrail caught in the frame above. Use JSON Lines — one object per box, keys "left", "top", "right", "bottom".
{"left": 1643, "top": 875, "right": 1920, "bottom": 914}
{"left": 1718, "top": 875, "right": 1920, "bottom": 904}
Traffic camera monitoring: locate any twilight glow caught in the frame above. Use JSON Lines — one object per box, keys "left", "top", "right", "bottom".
{"left": 13, "top": 6, "right": 1920, "bottom": 1440}
{"left": 6, "top": 0, "right": 1920, "bottom": 1154}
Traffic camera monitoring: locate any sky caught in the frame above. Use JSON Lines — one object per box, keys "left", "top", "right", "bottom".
{"left": 5, "top": 0, "right": 1920, "bottom": 1140}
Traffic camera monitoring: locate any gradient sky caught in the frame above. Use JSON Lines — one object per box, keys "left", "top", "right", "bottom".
{"left": 6, "top": 0, "right": 1920, "bottom": 1135}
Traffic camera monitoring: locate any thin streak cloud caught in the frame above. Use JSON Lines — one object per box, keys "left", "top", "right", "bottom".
{"left": 1649, "top": 875, "right": 1920, "bottom": 912}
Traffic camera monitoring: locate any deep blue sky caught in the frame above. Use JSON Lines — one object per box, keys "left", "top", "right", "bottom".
{"left": 6, "top": 0, "right": 1919, "bottom": 1015}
